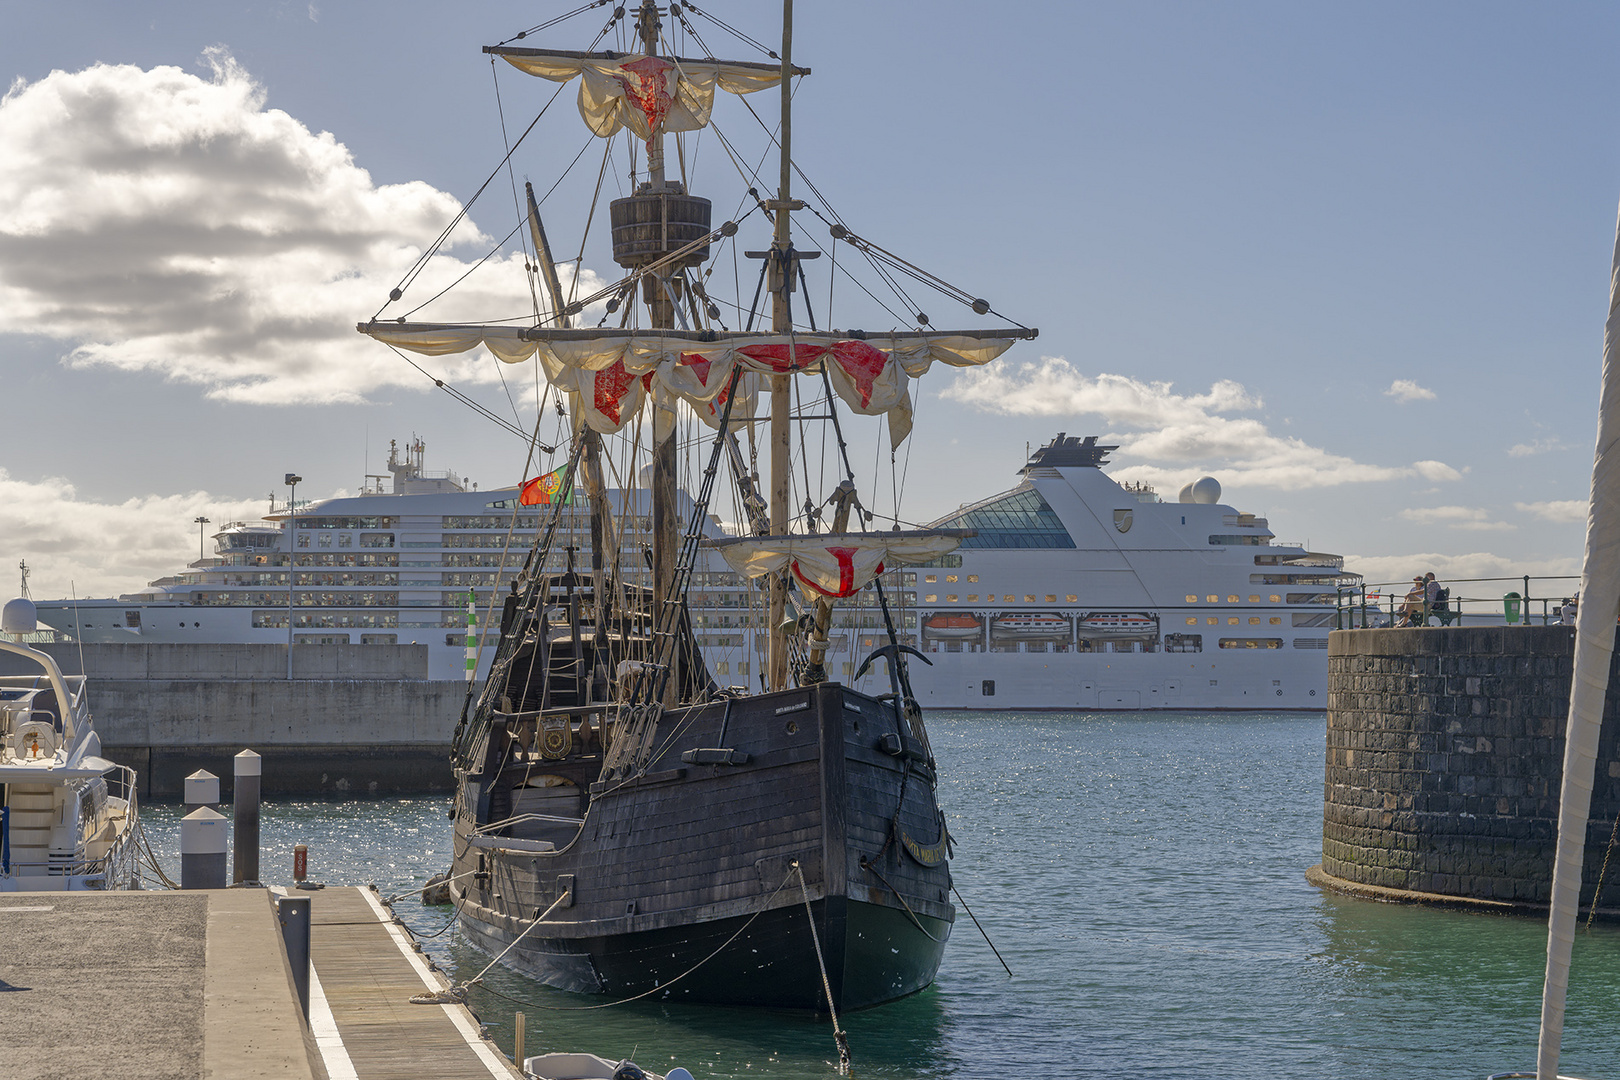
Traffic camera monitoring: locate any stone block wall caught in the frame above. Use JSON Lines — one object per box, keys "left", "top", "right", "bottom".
{"left": 1324, "top": 626, "right": 1620, "bottom": 907}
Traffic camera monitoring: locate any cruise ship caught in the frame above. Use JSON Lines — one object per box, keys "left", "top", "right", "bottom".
{"left": 34, "top": 434, "right": 1356, "bottom": 708}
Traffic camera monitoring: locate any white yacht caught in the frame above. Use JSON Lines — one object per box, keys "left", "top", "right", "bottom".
{"left": 2, "top": 597, "right": 142, "bottom": 890}
{"left": 34, "top": 435, "right": 1354, "bottom": 708}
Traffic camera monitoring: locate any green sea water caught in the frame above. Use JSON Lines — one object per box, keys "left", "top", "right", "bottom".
{"left": 142, "top": 711, "right": 1620, "bottom": 1078}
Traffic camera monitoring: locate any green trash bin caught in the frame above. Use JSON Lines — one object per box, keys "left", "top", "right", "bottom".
{"left": 1504, "top": 591, "right": 1522, "bottom": 624}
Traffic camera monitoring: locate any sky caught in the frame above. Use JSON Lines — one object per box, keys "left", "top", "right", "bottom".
{"left": 2, "top": 0, "right": 1617, "bottom": 601}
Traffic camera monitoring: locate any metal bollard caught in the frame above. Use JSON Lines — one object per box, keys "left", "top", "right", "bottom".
{"left": 180, "top": 807, "right": 227, "bottom": 889}
{"left": 184, "top": 769, "right": 219, "bottom": 812}
{"left": 277, "top": 895, "right": 311, "bottom": 1019}
{"left": 234, "top": 749, "right": 261, "bottom": 885}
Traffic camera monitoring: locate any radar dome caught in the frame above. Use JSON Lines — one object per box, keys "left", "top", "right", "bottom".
{"left": 1177, "top": 483, "right": 1195, "bottom": 504}
{"left": 1191, "top": 476, "right": 1222, "bottom": 505}
{"left": 2, "top": 597, "right": 38, "bottom": 635}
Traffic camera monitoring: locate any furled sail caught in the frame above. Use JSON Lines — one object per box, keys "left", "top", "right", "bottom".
{"left": 486, "top": 47, "right": 797, "bottom": 142}
{"left": 358, "top": 323, "right": 1031, "bottom": 445}
{"left": 710, "top": 532, "right": 967, "bottom": 599}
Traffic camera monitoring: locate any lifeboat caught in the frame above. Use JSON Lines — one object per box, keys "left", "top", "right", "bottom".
{"left": 1075, "top": 612, "right": 1158, "bottom": 639}
{"left": 922, "top": 614, "right": 982, "bottom": 639}
{"left": 989, "top": 613, "right": 1071, "bottom": 639}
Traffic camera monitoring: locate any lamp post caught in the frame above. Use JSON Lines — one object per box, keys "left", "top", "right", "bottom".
{"left": 193, "top": 516, "right": 211, "bottom": 563}
{"left": 284, "top": 474, "right": 301, "bottom": 680}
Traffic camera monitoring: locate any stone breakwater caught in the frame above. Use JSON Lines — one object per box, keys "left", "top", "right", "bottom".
{"left": 1318, "top": 625, "right": 1620, "bottom": 911}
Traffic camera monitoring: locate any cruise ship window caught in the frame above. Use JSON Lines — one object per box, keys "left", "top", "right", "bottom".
{"left": 1206, "top": 617, "right": 1218, "bottom": 625}
{"left": 1249, "top": 617, "right": 1261, "bottom": 625}
{"left": 1270, "top": 594, "right": 1281, "bottom": 603}
{"left": 925, "top": 594, "right": 937, "bottom": 603}
{"left": 946, "top": 575, "right": 958, "bottom": 583}
{"left": 1270, "top": 617, "right": 1282, "bottom": 625}
{"left": 967, "top": 575, "right": 979, "bottom": 583}
{"left": 925, "top": 575, "right": 937, "bottom": 583}
{"left": 1186, "top": 617, "right": 1198, "bottom": 625}
{"left": 967, "top": 594, "right": 978, "bottom": 601}
{"left": 1045, "top": 594, "right": 1056, "bottom": 602}
{"left": 946, "top": 595, "right": 957, "bottom": 602}
{"left": 1248, "top": 594, "right": 1260, "bottom": 602}
{"left": 1228, "top": 617, "right": 1239, "bottom": 625}
{"left": 1066, "top": 594, "right": 1078, "bottom": 602}
{"left": 339, "top": 534, "right": 352, "bottom": 548}
{"left": 1186, "top": 595, "right": 1198, "bottom": 603}
{"left": 319, "top": 533, "right": 332, "bottom": 548}
{"left": 1206, "top": 595, "right": 1218, "bottom": 603}
{"left": 1227, "top": 595, "right": 1238, "bottom": 603}
{"left": 297, "top": 534, "right": 310, "bottom": 548}
{"left": 1004, "top": 594, "right": 1015, "bottom": 602}
{"left": 1024, "top": 594, "right": 1035, "bottom": 603}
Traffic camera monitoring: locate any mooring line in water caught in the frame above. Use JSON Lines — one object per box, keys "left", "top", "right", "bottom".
{"left": 794, "top": 862, "right": 852, "bottom": 1075}
{"left": 412, "top": 891, "right": 570, "bottom": 1004}
{"left": 951, "top": 884, "right": 1013, "bottom": 978}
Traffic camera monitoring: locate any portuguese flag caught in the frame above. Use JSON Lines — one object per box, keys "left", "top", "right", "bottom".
{"left": 518, "top": 465, "right": 573, "bottom": 506}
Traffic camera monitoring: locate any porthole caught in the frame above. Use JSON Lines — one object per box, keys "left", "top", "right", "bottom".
{"left": 785, "top": 720, "right": 799, "bottom": 734}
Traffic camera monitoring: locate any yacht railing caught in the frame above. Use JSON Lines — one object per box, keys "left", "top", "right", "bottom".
{"left": 1334, "top": 575, "right": 1583, "bottom": 629}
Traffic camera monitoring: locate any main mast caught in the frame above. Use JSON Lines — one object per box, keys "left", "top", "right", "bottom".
{"left": 766, "top": 0, "right": 796, "bottom": 692}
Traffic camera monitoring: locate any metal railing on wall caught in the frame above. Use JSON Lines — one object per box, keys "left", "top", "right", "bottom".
{"left": 1335, "top": 575, "right": 1582, "bottom": 630}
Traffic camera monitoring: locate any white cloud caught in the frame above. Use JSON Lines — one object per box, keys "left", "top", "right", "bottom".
{"left": 1397, "top": 505, "right": 1514, "bottom": 531}
{"left": 942, "top": 356, "right": 1461, "bottom": 491}
{"left": 1516, "top": 499, "right": 1587, "bottom": 524}
{"left": 0, "top": 467, "right": 280, "bottom": 600}
{"left": 1508, "top": 437, "right": 1570, "bottom": 457}
{"left": 1344, "top": 551, "right": 1581, "bottom": 593}
{"left": 1384, "top": 379, "right": 1436, "bottom": 404}
{"left": 0, "top": 54, "right": 596, "bottom": 405}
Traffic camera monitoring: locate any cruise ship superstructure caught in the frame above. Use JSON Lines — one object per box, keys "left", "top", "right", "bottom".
{"left": 35, "top": 435, "right": 1355, "bottom": 708}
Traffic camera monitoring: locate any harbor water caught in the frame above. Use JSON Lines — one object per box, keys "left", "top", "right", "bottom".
{"left": 142, "top": 711, "right": 1620, "bottom": 1078}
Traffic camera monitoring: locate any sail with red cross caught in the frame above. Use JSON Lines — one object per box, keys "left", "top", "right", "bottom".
{"left": 709, "top": 532, "right": 970, "bottom": 600}
{"left": 356, "top": 323, "right": 1028, "bottom": 445}
{"left": 484, "top": 47, "right": 798, "bottom": 145}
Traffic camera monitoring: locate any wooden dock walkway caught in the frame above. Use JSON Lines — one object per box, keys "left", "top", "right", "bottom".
{"left": 306, "top": 886, "right": 522, "bottom": 1080}
{"left": 0, "top": 887, "right": 523, "bottom": 1079}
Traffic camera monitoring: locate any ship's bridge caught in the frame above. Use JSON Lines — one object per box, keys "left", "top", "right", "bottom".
{"left": 930, "top": 486, "right": 1075, "bottom": 549}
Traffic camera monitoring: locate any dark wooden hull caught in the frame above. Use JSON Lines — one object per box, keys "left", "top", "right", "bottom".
{"left": 450, "top": 682, "right": 954, "bottom": 1012}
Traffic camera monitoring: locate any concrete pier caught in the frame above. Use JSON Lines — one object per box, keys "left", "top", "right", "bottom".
{"left": 0, "top": 887, "right": 522, "bottom": 1080}
{"left": 1314, "top": 625, "right": 1620, "bottom": 913}
{"left": 0, "top": 644, "right": 466, "bottom": 797}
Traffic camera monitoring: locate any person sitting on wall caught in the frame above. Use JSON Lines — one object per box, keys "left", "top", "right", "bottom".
{"left": 1424, "top": 572, "right": 1452, "bottom": 625}
{"left": 1399, "top": 576, "right": 1427, "bottom": 626}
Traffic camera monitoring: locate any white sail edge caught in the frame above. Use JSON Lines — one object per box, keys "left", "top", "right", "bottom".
{"left": 709, "top": 532, "right": 969, "bottom": 600}
{"left": 1534, "top": 202, "right": 1620, "bottom": 1080}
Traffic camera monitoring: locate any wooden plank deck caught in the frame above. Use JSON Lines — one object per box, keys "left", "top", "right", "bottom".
{"left": 306, "top": 887, "right": 521, "bottom": 1080}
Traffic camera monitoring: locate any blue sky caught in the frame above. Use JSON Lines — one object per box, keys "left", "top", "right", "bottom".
{"left": 1, "top": 1, "right": 1615, "bottom": 598}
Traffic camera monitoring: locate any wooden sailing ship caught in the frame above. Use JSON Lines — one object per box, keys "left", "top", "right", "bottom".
{"left": 359, "top": 0, "right": 1034, "bottom": 1011}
